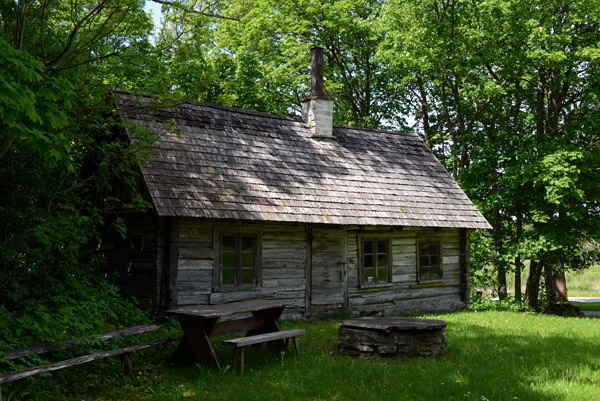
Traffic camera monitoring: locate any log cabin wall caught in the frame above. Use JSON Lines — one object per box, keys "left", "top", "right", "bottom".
{"left": 346, "top": 227, "right": 464, "bottom": 314}
{"left": 169, "top": 219, "right": 467, "bottom": 317}
{"left": 99, "top": 213, "right": 159, "bottom": 312}
{"left": 174, "top": 220, "right": 307, "bottom": 317}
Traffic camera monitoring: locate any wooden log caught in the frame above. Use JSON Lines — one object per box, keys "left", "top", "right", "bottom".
{"left": 0, "top": 338, "right": 173, "bottom": 385}
{"left": 1, "top": 325, "right": 160, "bottom": 361}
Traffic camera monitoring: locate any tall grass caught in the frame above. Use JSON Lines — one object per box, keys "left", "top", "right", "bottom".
{"left": 5, "top": 311, "right": 600, "bottom": 401}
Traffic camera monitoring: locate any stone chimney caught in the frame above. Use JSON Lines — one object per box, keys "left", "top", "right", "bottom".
{"left": 302, "top": 47, "right": 334, "bottom": 139}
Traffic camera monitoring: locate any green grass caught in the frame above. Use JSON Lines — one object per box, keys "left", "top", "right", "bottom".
{"left": 4, "top": 311, "right": 600, "bottom": 401}
{"left": 564, "top": 265, "right": 600, "bottom": 297}
{"left": 570, "top": 302, "right": 600, "bottom": 311}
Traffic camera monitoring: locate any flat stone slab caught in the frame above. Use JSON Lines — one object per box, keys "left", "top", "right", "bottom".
{"left": 341, "top": 317, "right": 447, "bottom": 332}
{"left": 339, "top": 317, "right": 447, "bottom": 358}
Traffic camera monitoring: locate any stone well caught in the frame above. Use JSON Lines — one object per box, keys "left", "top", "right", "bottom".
{"left": 338, "top": 317, "right": 447, "bottom": 358}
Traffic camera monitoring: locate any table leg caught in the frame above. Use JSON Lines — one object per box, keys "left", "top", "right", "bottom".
{"left": 248, "top": 308, "right": 286, "bottom": 349}
{"left": 172, "top": 316, "right": 221, "bottom": 370}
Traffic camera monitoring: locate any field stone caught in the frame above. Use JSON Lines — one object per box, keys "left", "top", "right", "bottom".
{"left": 338, "top": 317, "right": 446, "bottom": 359}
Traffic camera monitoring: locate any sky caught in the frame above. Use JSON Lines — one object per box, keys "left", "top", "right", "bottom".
{"left": 144, "top": 1, "right": 163, "bottom": 30}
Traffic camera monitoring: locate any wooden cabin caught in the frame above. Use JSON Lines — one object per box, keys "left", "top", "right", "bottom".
{"left": 102, "top": 49, "right": 490, "bottom": 317}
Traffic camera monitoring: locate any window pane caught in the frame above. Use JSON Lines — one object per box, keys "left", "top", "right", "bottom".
{"left": 430, "top": 255, "right": 439, "bottom": 267}
{"left": 222, "top": 252, "right": 235, "bottom": 268}
{"left": 377, "top": 240, "right": 387, "bottom": 253}
{"left": 364, "top": 267, "right": 374, "bottom": 282}
{"left": 242, "top": 252, "right": 254, "bottom": 268}
{"left": 377, "top": 254, "right": 387, "bottom": 268}
{"left": 420, "top": 244, "right": 429, "bottom": 255}
{"left": 364, "top": 254, "right": 373, "bottom": 268}
{"left": 241, "top": 236, "right": 254, "bottom": 252}
{"left": 377, "top": 267, "right": 387, "bottom": 282}
{"left": 241, "top": 268, "right": 254, "bottom": 284}
{"left": 364, "top": 240, "right": 373, "bottom": 254}
{"left": 223, "top": 235, "right": 235, "bottom": 252}
{"left": 428, "top": 244, "right": 439, "bottom": 256}
{"left": 222, "top": 268, "right": 235, "bottom": 285}
{"left": 420, "top": 255, "right": 429, "bottom": 267}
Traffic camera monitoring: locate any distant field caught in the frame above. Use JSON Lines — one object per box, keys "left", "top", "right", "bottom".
{"left": 481, "top": 264, "right": 600, "bottom": 298}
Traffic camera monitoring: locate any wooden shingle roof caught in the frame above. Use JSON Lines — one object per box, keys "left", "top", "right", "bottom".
{"left": 115, "top": 91, "right": 491, "bottom": 229}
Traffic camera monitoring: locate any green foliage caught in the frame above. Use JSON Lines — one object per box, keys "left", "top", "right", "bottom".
{"left": 469, "top": 298, "right": 534, "bottom": 313}
{"left": 0, "top": 0, "right": 156, "bottom": 365}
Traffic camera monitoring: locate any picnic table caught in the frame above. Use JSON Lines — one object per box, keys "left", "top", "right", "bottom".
{"left": 165, "top": 299, "right": 291, "bottom": 370}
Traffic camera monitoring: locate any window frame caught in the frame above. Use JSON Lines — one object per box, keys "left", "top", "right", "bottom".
{"left": 215, "top": 231, "right": 261, "bottom": 291}
{"left": 417, "top": 239, "right": 443, "bottom": 282}
{"left": 358, "top": 234, "right": 392, "bottom": 286}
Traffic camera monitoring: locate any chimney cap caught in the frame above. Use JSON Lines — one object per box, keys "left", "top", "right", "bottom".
{"left": 304, "top": 47, "right": 333, "bottom": 101}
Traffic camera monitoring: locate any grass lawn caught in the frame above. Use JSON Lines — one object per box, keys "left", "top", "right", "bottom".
{"left": 5, "top": 311, "right": 600, "bottom": 401}
{"left": 570, "top": 302, "right": 600, "bottom": 311}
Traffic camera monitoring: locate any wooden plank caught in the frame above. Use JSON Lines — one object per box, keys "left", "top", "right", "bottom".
{"left": 178, "top": 246, "right": 213, "bottom": 259}
{"left": 177, "top": 269, "right": 213, "bottom": 282}
{"left": 341, "top": 317, "right": 446, "bottom": 332}
{"left": 1, "top": 325, "right": 160, "bottom": 361}
{"left": 178, "top": 259, "right": 213, "bottom": 270}
{"left": 262, "top": 260, "right": 305, "bottom": 269}
{"left": 262, "top": 240, "right": 305, "bottom": 249}
{"left": 211, "top": 316, "right": 266, "bottom": 336}
{"left": 222, "top": 329, "right": 305, "bottom": 347}
{"left": 0, "top": 338, "right": 173, "bottom": 385}
{"left": 166, "top": 299, "right": 289, "bottom": 319}
{"left": 262, "top": 268, "right": 305, "bottom": 279}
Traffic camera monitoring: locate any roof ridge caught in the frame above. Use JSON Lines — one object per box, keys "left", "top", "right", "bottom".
{"left": 334, "top": 124, "right": 419, "bottom": 138}
{"left": 113, "top": 88, "right": 418, "bottom": 137}
{"left": 112, "top": 88, "right": 301, "bottom": 123}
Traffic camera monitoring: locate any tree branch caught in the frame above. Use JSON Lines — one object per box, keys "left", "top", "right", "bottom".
{"left": 150, "top": 0, "right": 239, "bottom": 21}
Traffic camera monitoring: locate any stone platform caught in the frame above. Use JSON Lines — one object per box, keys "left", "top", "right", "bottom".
{"left": 338, "top": 317, "right": 447, "bottom": 358}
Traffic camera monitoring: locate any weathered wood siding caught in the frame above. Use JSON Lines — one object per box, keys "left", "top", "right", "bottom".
{"left": 100, "top": 213, "right": 159, "bottom": 312}
{"left": 310, "top": 227, "right": 346, "bottom": 310}
{"left": 174, "top": 220, "right": 306, "bottom": 315}
{"left": 346, "top": 227, "right": 465, "bottom": 315}
{"left": 172, "top": 221, "right": 466, "bottom": 316}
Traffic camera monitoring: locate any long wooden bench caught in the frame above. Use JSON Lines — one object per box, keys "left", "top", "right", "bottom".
{"left": 0, "top": 325, "right": 176, "bottom": 401}
{"left": 222, "top": 329, "right": 305, "bottom": 373}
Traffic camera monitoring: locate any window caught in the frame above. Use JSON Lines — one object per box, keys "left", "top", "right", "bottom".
{"left": 418, "top": 241, "right": 442, "bottom": 280}
{"left": 218, "top": 233, "right": 259, "bottom": 288}
{"left": 360, "top": 236, "right": 391, "bottom": 284}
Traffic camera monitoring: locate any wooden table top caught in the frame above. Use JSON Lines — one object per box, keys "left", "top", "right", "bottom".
{"left": 165, "top": 299, "right": 290, "bottom": 319}
{"left": 341, "top": 317, "right": 447, "bottom": 332}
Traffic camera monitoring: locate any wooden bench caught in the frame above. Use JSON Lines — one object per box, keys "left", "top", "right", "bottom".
{"left": 0, "top": 325, "right": 175, "bottom": 401}
{"left": 222, "top": 329, "right": 305, "bottom": 373}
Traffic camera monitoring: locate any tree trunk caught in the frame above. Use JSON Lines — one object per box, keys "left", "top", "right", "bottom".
{"left": 514, "top": 215, "right": 523, "bottom": 301}
{"left": 492, "top": 184, "right": 507, "bottom": 299}
{"left": 416, "top": 74, "right": 432, "bottom": 149}
{"left": 551, "top": 260, "right": 568, "bottom": 304}
{"left": 544, "top": 264, "right": 556, "bottom": 304}
{"left": 525, "top": 253, "right": 546, "bottom": 310}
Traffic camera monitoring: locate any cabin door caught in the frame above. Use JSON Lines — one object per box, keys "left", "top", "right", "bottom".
{"left": 310, "top": 227, "right": 346, "bottom": 311}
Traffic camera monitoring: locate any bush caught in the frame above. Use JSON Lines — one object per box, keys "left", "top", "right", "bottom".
{"left": 469, "top": 298, "right": 534, "bottom": 313}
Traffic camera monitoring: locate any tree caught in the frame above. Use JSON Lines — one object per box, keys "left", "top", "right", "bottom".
{"left": 380, "top": 0, "right": 600, "bottom": 308}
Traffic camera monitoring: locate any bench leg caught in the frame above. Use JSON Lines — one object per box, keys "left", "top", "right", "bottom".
{"left": 120, "top": 352, "right": 134, "bottom": 377}
{"left": 232, "top": 347, "right": 238, "bottom": 372}
{"left": 292, "top": 337, "right": 300, "bottom": 356}
{"left": 240, "top": 348, "right": 245, "bottom": 374}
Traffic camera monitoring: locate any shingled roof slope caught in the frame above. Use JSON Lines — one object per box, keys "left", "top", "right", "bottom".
{"left": 115, "top": 91, "right": 491, "bottom": 229}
